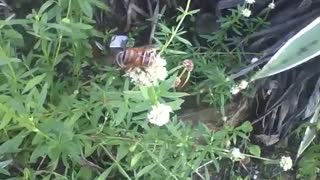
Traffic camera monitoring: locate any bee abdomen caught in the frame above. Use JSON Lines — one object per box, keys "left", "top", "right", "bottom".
{"left": 115, "top": 51, "right": 126, "bottom": 68}
{"left": 143, "top": 50, "right": 156, "bottom": 66}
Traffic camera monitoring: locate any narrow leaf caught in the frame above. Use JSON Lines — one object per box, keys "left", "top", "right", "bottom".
{"left": 297, "top": 105, "right": 320, "bottom": 159}
{"left": 22, "top": 74, "right": 46, "bottom": 94}
{"left": 131, "top": 152, "right": 143, "bottom": 167}
{"left": 77, "top": 0, "right": 93, "bottom": 18}
{"left": 253, "top": 17, "right": 320, "bottom": 80}
{"left": 0, "top": 160, "right": 12, "bottom": 168}
{"left": 39, "top": 0, "right": 54, "bottom": 14}
{"left": 0, "top": 57, "right": 21, "bottom": 66}
{"left": 136, "top": 164, "right": 156, "bottom": 178}
{"left": 65, "top": 111, "right": 83, "bottom": 127}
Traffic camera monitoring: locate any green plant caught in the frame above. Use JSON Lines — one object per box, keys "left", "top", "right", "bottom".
{"left": 0, "top": 0, "right": 298, "bottom": 179}
{"left": 252, "top": 16, "right": 320, "bottom": 80}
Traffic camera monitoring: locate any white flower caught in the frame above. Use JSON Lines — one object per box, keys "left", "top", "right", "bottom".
{"left": 267, "top": 89, "right": 272, "bottom": 95}
{"left": 268, "top": 2, "right": 275, "bottom": 9}
{"left": 124, "top": 55, "right": 168, "bottom": 86}
{"left": 245, "top": 0, "right": 255, "bottom": 4}
{"left": 230, "top": 148, "right": 245, "bottom": 161}
{"left": 251, "top": 57, "right": 259, "bottom": 64}
{"left": 239, "top": 80, "right": 249, "bottom": 90}
{"left": 222, "top": 116, "right": 227, "bottom": 122}
{"left": 280, "top": 156, "right": 293, "bottom": 171}
{"left": 242, "top": 8, "right": 252, "bottom": 17}
{"left": 231, "top": 85, "right": 240, "bottom": 95}
{"left": 147, "top": 103, "right": 172, "bottom": 126}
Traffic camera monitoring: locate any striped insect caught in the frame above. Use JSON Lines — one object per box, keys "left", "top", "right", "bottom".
{"left": 114, "top": 47, "right": 157, "bottom": 70}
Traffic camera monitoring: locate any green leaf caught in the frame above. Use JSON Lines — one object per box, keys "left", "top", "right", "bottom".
{"left": 0, "top": 111, "right": 14, "bottom": 129}
{"left": 114, "top": 106, "right": 127, "bottom": 126}
{"left": 0, "top": 19, "right": 30, "bottom": 27}
{"left": 53, "top": 52, "right": 71, "bottom": 66}
{"left": 46, "top": 23, "right": 72, "bottom": 33}
{"left": 188, "top": 9, "right": 200, "bottom": 15}
{"left": 0, "top": 57, "right": 21, "bottom": 66}
{"left": 0, "top": 168, "right": 10, "bottom": 176}
{"left": 97, "top": 164, "right": 115, "bottom": 180}
{"left": 77, "top": 0, "right": 93, "bottom": 18}
{"left": 236, "top": 121, "right": 253, "bottom": 132}
{"left": 160, "top": 92, "right": 189, "bottom": 99}
{"left": 37, "top": 83, "right": 48, "bottom": 107}
{"left": 249, "top": 145, "right": 261, "bottom": 157}
{"left": 30, "top": 145, "right": 48, "bottom": 162}
{"left": 131, "top": 152, "right": 143, "bottom": 167}
{"left": 166, "top": 99, "right": 184, "bottom": 111}
{"left": 39, "top": 0, "right": 54, "bottom": 14}
{"left": 297, "top": 105, "right": 320, "bottom": 159}
{"left": 70, "top": 23, "right": 93, "bottom": 30}
{"left": 22, "top": 73, "right": 46, "bottom": 94}
{"left": 3, "top": 29, "right": 24, "bottom": 46}
{"left": 116, "top": 144, "right": 129, "bottom": 161}
{"left": 139, "top": 86, "right": 150, "bottom": 100}
{"left": 65, "top": 111, "right": 83, "bottom": 127}
{"left": 76, "top": 167, "right": 93, "bottom": 180}
{"left": 158, "top": 23, "right": 171, "bottom": 34}
{"left": 165, "top": 49, "right": 187, "bottom": 55}
{"left": 136, "top": 164, "right": 156, "bottom": 178}
{"left": 166, "top": 123, "right": 183, "bottom": 141}
{"left": 176, "top": 35, "right": 192, "bottom": 46}
{"left": 252, "top": 17, "right": 320, "bottom": 80}
{"left": 0, "top": 159, "right": 12, "bottom": 168}
{"left": 91, "top": 0, "right": 109, "bottom": 10}
{"left": 0, "top": 131, "right": 28, "bottom": 154}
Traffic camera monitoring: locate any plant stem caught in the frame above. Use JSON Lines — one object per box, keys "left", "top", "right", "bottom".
{"left": 52, "top": 34, "right": 62, "bottom": 70}
{"left": 159, "top": 0, "right": 192, "bottom": 54}
{"left": 100, "top": 144, "right": 132, "bottom": 180}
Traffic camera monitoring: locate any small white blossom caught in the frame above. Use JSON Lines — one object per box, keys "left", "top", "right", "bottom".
{"left": 147, "top": 103, "right": 172, "bottom": 126}
{"left": 251, "top": 57, "right": 259, "bottom": 64}
{"left": 245, "top": 0, "right": 255, "bottom": 4}
{"left": 268, "top": 2, "right": 275, "bottom": 9}
{"left": 231, "top": 85, "right": 240, "bottom": 95}
{"left": 124, "top": 55, "right": 168, "bottom": 86}
{"left": 267, "top": 89, "right": 272, "bottom": 95}
{"left": 242, "top": 8, "right": 252, "bottom": 17}
{"left": 280, "top": 156, "right": 293, "bottom": 171}
{"left": 239, "top": 80, "right": 249, "bottom": 90}
{"left": 222, "top": 116, "right": 227, "bottom": 122}
{"left": 230, "top": 148, "right": 245, "bottom": 161}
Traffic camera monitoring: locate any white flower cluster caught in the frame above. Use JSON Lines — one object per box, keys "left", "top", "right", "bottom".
{"left": 230, "top": 80, "right": 249, "bottom": 95}
{"left": 245, "top": 0, "right": 255, "bottom": 4}
{"left": 242, "top": 0, "right": 255, "bottom": 18}
{"left": 280, "top": 156, "right": 293, "bottom": 171}
{"left": 242, "top": 0, "right": 275, "bottom": 18}
{"left": 251, "top": 57, "right": 259, "bottom": 64}
{"left": 147, "top": 103, "right": 172, "bottom": 126}
{"left": 242, "top": 8, "right": 252, "bottom": 18}
{"left": 230, "top": 148, "right": 245, "bottom": 161}
{"left": 124, "top": 55, "right": 168, "bottom": 87}
{"left": 268, "top": 2, "right": 275, "bottom": 9}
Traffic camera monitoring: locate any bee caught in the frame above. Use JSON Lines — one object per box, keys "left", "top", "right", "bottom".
{"left": 114, "top": 47, "right": 157, "bottom": 70}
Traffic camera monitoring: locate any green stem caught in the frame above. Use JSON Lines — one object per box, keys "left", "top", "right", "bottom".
{"left": 148, "top": 86, "right": 158, "bottom": 104}
{"left": 66, "top": 0, "right": 72, "bottom": 18}
{"left": 159, "top": 0, "right": 192, "bottom": 54}
{"left": 243, "top": 153, "right": 275, "bottom": 162}
{"left": 100, "top": 144, "right": 132, "bottom": 180}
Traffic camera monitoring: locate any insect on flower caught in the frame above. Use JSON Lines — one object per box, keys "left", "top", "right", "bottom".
{"left": 114, "top": 46, "right": 158, "bottom": 71}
